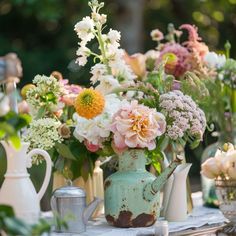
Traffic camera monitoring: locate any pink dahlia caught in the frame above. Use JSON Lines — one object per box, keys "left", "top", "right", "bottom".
{"left": 158, "top": 43, "right": 190, "bottom": 77}
{"left": 110, "top": 101, "right": 166, "bottom": 152}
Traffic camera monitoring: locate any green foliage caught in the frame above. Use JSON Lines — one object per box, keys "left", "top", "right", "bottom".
{"left": 54, "top": 138, "right": 98, "bottom": 181}
{"left": 0, "top": 111, "right": 31, "bottom": 148}
{"left": 0, "top": 204, "right": 67, "bottom": 236}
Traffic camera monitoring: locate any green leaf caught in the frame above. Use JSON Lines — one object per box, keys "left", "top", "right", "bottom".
{"left": 3, "top": 217, "right": 30, "bottom": 235}
{"left": 36, "top": 106, "right": 46, "bottom": 119}
{"left": 8, "top": 135, "right": 21, "bottom": 149}
{"left": 55, "top": 143, "right": 76, "bottom": 160}
{"left": 0, "top": 205, "right": 15, "bottom": 217}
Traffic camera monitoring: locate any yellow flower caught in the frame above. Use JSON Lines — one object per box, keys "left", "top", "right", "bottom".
{"left": 74, "top": 88, "right": 105, "bottom": 119}
{"left": 21, "top": 84, "right": 36, "bottom": 99}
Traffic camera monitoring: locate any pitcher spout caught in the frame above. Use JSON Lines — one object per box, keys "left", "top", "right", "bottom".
{"left": 83, "top": 197, "right": 102, "bottom": 224}
{"left": 143, "top": 155, "right": 183, "bottom": 202}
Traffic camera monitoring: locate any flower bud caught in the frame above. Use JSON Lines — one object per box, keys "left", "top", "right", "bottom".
{"left": 58, "top": 123, "right": 71, "bottom": 138}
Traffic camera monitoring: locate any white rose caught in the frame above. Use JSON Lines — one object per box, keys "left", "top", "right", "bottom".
{"left": 0, "top": 93, "right": 10, "bottom": 116}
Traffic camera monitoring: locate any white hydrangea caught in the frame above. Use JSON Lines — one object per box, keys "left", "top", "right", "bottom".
{"left": 23, "top": 118, "right": 63, "bottom": 151}
{"left": 160, "top": 90, "right": 206, "bottom": 141}
{"left": 73, "top": 94, "right": 127, "bottom": 146}
{"left": 0, "top": 93, "right": 10, "bottom": 116}
{"left": 204, "top": 52, "right": 226, "bottom": 69}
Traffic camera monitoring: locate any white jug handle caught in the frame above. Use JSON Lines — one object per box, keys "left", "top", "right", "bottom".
{"left": 27, "top": 149, "right": 52, "bottom": 201}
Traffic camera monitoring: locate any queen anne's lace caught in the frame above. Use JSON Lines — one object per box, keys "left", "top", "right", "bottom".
{"left": 23, "top": 118, "right": 63, "bottom": 152}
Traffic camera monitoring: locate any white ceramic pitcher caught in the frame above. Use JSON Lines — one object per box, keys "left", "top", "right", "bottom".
{"left": 0, "top": 141, "right": 52, "bottom": 224}
{"left": 165, "top": 163, "right": 192, "bottom": 222}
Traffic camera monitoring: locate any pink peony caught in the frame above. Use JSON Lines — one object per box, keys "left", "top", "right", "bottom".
{"left": 84, "top": 140, "right": 100, "bottom": 152}
{"left": 110, "top": 101, "right": 166, "bottom": 151}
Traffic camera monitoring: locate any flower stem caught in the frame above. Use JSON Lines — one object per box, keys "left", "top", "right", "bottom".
{"left": 96, "top": 25, "right": 112, "bottom": 74}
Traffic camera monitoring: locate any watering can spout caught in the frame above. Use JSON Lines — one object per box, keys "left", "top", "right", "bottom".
{"left": 143, "top": 156, "right": 183, "bottom": 202}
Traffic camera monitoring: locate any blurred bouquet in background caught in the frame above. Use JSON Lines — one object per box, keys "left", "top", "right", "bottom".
{"left": 201, "top": 142, "right": 236, "bottom": 180}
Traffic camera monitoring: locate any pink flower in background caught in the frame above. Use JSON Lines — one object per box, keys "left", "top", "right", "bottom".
{"left": 158, "top": 43, "right": 190, "bottom": 77}
{"left": 180, "top": 24, "right": 209, "bottom": 59}
{"left": 60, "top": 79, "right": 83, "bottom": 106}
{"left": 110, "top": 101, "right": 166, "bottom": 151}
{"left": 84, "top": 140, "right": 100, "bottom": 152}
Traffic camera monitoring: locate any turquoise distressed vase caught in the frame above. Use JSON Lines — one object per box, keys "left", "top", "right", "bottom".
{"left": 104, "top": 149, "right": 182, "bottom": 228}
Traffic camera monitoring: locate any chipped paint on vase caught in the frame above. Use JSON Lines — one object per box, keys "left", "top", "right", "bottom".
{"left": 104, "top": 149, "right": 181, "bottom": 228}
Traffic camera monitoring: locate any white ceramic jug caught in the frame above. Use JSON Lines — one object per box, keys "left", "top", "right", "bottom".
{"left": 165, "top": 163, "right": 192, "bottom": 222}
{"left": 0, "top": 141, "right": 52, "bottom": 224}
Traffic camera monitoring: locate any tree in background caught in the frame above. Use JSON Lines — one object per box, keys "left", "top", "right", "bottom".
{"left": 0, "top": 0, "right": 235, "bottom": 86}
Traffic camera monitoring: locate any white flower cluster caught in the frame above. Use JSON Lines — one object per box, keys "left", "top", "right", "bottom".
{"left": 74, "top": 1, "right": 136, "bottom": 95}
{"left": 23, "top": 118, "right": 63, "bottom": 152}
{"left": 73, "top": 94, "right": 127, "bottom": 146}
{"left": 0, "top": 93, "right": 10, "bottom": 116}
{"left": 159, "top": 90, "right": 206, "bottom": 140}
{"left": 26, "top": 75, "right": 63, "bottom": 116}
{"left": 204, "top": 52, "right": 226, "bottom": 69}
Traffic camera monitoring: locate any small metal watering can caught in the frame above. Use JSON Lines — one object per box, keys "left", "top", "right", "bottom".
{"left": 51, "top": 184, "right": 101, "bottom": 234}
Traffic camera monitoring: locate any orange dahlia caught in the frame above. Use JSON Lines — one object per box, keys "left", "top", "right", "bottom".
{"left": 74, "top": 88, "right": 105, "bottom": 119}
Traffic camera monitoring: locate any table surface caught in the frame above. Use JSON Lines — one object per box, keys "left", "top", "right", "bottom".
{"left": 47, "top": 192, "right": 227, "bottom": 236}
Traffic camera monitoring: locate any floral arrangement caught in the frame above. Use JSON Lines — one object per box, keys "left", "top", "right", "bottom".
{"left": 20, "top": 0, "right": 208, "bottom": 178}
{"left": 21, "top": 72, "right": 99, "bottom": 180}
{"left": 71, "top": 0, "right": 206, "bottom": 170}
{"left": 201, "top": 143, "right": 236, "bottom": 180}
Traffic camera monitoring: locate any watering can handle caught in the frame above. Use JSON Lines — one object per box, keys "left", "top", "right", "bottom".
{"left": 27, "top": 149, "right": 52, "bottom": 201}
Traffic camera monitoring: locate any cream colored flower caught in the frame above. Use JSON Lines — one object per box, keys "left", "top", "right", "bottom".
{"left": 201, "top": 157, "right": 221, "bottom": 179}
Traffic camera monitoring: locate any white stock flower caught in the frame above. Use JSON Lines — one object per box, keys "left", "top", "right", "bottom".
{"left": 76, "top": 45, "right": 91, "bottom": 66}
{"left": 95, "top": 75, "right": 121, "bottom": 94}
{"left": 204, "top": 52, "right": 226, "bottom": 69}
{"left": 107, "top": 29, "right": 121, "bottom": 44}
{"left": 74, "top": 16, "right": 95, "bottom": 42}
{"left": 90, "top": 63, "right": 107, "bottom": 84}
{"left": 0, "top": 93, "right": 10, "bottom": 116}
{"left": 92, "top": 12, "right": 107, "bottom": 24}
{"left": 73, "top": 94, "right": 126, "bottom": 146}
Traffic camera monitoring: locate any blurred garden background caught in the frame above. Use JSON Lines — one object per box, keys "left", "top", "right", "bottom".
{"left": 0, "top": 0, "right": 236, "bottom": 186}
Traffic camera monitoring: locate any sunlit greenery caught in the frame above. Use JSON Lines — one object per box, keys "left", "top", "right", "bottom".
{"left": 0, "top": 0, "right": 235, "bottom": 87}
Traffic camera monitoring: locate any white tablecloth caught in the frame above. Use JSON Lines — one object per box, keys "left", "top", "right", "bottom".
{"left": 47, "top": 192, "right": 226, "bottom": 236}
